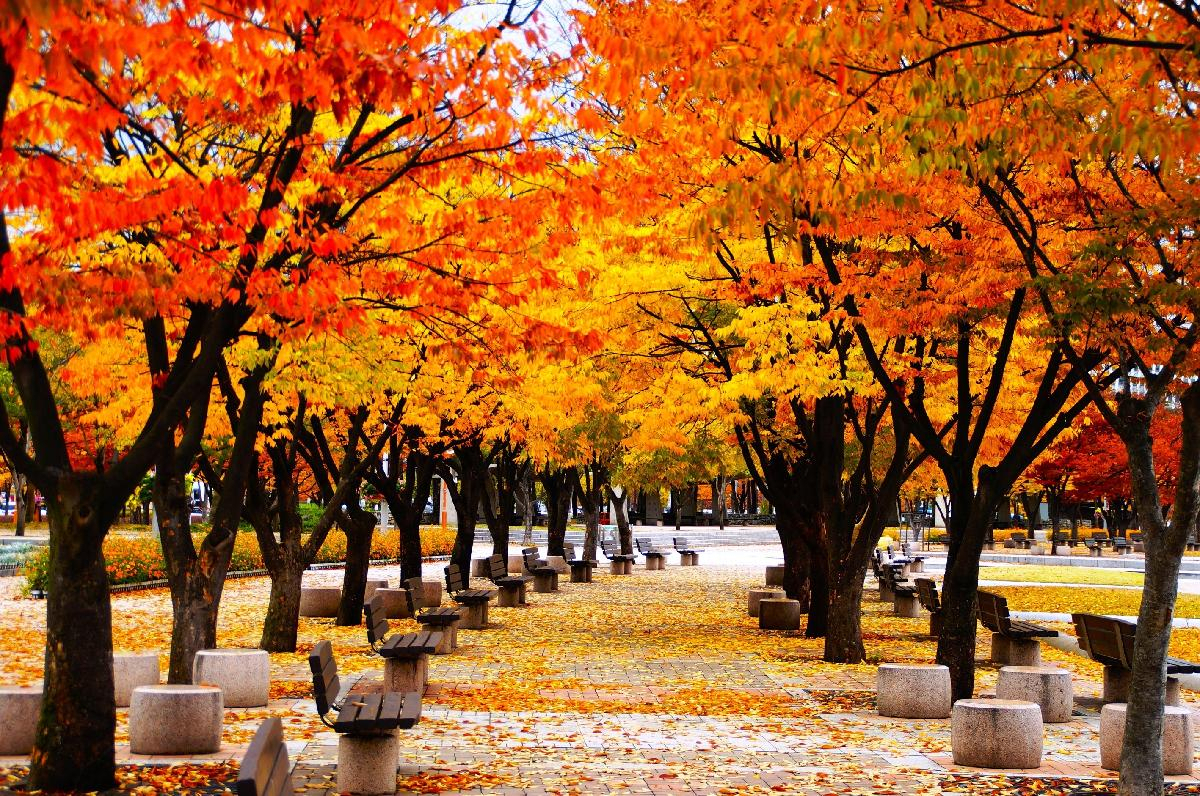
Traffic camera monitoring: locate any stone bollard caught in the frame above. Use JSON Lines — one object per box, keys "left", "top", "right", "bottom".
{"left": 996, "top": 666, "right": 1073, "bottom": 723}
{"left": 338, "top": 732, "right": 400, "bottom": 795}
{"left": 748, "top": 588, "right": 784, "bottom": 618}
{"left": 193, "top": 648, "right": 270, "bottom": 707}
{"left": 1101, "top": 703, "right": 1193, "bottom": 775}
{"left": 114, "top": 652, "right": 161, "bottom": 708}
{"left": 764, "top": 565, "right": 785, "bottom": 587}
{"left": 951, "top": 699, "right": 1043, "bottom": 769}
{"left": 129, "top": 685, "right": 223, "bottom": 755}
{"left": 990, "top": 633, "right": 1042, "bottom": 667}
{"left": 876, "top": 664, "right": 951, "bottom": 719}
{"left": 0, "top": 686, "right": 42, "bottom": 755}
{"left": 758, "top": 598, "right": 802, "bottom": 631}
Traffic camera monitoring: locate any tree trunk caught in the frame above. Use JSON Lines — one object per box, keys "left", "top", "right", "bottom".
{"left": 542, "top": 468, "right": 572, "bottom": 556}
{"left": 714, "top": 474, "right": 727, "bottom": 529}
{"left": 604, "top": 484, "right": 632, "bottom": 553}
{"left": 824, "top": 565, "right": 868, "bottom": 661}
{"left": 13, "top": 469, "right": 24, "bottom": 536}
{"left": 31, "top": 487, "right": 117, "bottom": 792}
{"left": 776, "top": 511, "right": 812, "bottom": 611}
{"left": 521, "top": 465, "right": 534, "bottom": 545}
{"left": 336, "top": 504, "right": 378, "bottom": 626}
{"left": 260, "top": 553, "right": 305, "bottom": 652}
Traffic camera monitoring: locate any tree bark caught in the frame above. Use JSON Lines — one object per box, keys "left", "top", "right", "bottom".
{"left": 604, "top": 484, "right": 632, "bottom": 553}
{"left": 542, "top": 468, "right": 573, "bottom": 556}
{"left": 439, "top": 442, "right": 488, "bottom": 577}
{"left": 336, "top": 503, "right": 378, "bottom": 626}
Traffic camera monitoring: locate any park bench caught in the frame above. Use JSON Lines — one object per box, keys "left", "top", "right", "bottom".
{"left": 977, "top": 589, "right": 1057, "bottom": 665}
{"left": 1112, "top": 536, "right": 1131, "bottom": 555}
{"left": 600, "top": 538, "right": 636, "bottom": 574}
{"left": 1005, "top": 532, "right": 1031, "bottom": 550}
{"left": 1129, "top": 532, "right": 1144, "bottom": 552}
{"left": 308, "top": 640, "right": 422, "bottom": 793}
{"left": 308, "top": 640, "right": 422, "bottom": 733}
{"left": 1090, "top": 531, "right": 1111, "bottom": 548}
{"left": 486, "top": 553, "right": 530, "bottom": 606}
{"left": 1072, "top": 612, "right": 1200, "bottom": 704}
{"left": 363, "top": 595, "right": 442, "bottom": 690}
{"left": 875, "top": 557, "right": 914, "bottom": 605}
{"left": 1083, "top": 537, "right": 1103, "bottom": 557}
{"left": 444, "top": 563, "right": 495, "bottom": 629}
{"left": 900, "top": 543, "right": 925, "bottom": 572}
{"left": 672, "top": 537, "right": 703, "bottom": 566}
{"left": 562, "top": 542, "right": 597, "bottom": 582}
{"left": 398, "top": 578, "right": 461, "bottom": 652}
{"left": 522, "top": 546, "right": 560, "bottom": 592}
{"left": 914, "top": 577, "right": 942, "bottom": 636}
{"left": 1051, "top": 531, "right": 1076, "bottom": 552}
{"left": 236, "top": 718, "right": 293, "bottom": 796}
{"left": 635, "top": 537, "right": 668, "bottom": 570}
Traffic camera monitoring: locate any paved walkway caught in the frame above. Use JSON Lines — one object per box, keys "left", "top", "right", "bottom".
{"left": 1, "top": 546, "right": 1197, "bottom": 795}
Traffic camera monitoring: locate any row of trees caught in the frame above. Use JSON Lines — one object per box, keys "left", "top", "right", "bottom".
{"left": 1, "top": 2, "right": 1196, "bottom": 795}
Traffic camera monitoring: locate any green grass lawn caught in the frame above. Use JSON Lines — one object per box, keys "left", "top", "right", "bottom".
{"left": 979, "top": 564, "right": 1144, "bottom": 587}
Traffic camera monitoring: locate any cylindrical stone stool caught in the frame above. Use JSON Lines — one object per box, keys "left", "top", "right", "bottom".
{"left": 422, "top": 580, "right": 443, "bottom": 607}
{"left": 129, "top": 684, "right": 223, "bottom": 754}
{"left": 748, "top": 588, "right": 784, "bottom": 618}
{"left": 471, "top": 558, "right": 491, "bottom": 578}
{"left": 990, "top": 633, "right": 1042, "bottom": 666}
{"left": 765, "top": 565, "right": 785, "bottom": 587}
{"left": 0, "top": 685, "right": 42, "bottom": 754}
{"left": 373, "top": 588, "right": 412, "bottom": 619}
{"left": 193, "top": 648, "right": 270, "bottom": 707}
{"left": 1101, "top": 703, "right": 1194, "bottom": 775}
{"left": 384, "top": 656, "right": 428, "bottom": 692}
{"left": 299, "top": 586, "right": 341, "bottom": 617}
{"left": 363, "top": 579, "right": 389, "bottom": 604}
{"left": 876, "top": 664, "right": 951, "bottom": 719}
{"left": 338, "top": 732, "right": 400, "bottom": 795}
{"left": 951, "top": 699, "right": 1043, "bottom": 769}
{"left": 893, "top": 592, "right": 920, "bottom": 618}
{"left": 114, "top": 652, "right": 161, "bottom": 708}
{"left": 996, "top": 666, "right": 1073, "bottom": 723}
{"left": 758, "top": 598, "right": 802, "bottom": 631}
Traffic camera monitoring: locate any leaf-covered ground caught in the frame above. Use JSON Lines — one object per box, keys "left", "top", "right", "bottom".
{"left": 1, "top": 549, "right": 1197, "bottom": 794}
{"left": 980, "top": 565, "right": 1145, "bottom": 587}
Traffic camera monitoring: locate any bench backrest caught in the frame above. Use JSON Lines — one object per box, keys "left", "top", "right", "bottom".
{"left": 563, "top": 542, "right": 577, "bottom": 559}
{"left": 403, "top": 577, "right": 425, "bottom": 611}
{"left": 1092, "top": 531, "right": 1108, "bottom": 540}
{"left": 364, "top": 595, "right": 391, "bottom": 647}
{"left": 600, "top": 539, "right": 618, "bottom": 558}
{"left": 976, "top": 590, "right": 1011, "bottom": 634}
{"left": 914, "top": 578, "right": 940, "bottom": 612}
{"left": 445, "top": 563, "right": 468, "bottom": 594}
{"left": 673, "top": 537, "right": 688, "bottom": 550}
{"left": 1011, "top": 532, "right": 1027, "bottom": 543}
{"left": 635, "top": 537, "right": 651, "bottom": 552}
{"left": 1052, "top": 531, "right": 1068, "bottom": 542}
{"left": 237, "top": 717, "right": 294, "bottom": 796}
{"left": 487, "top": 553, "right": 508, "bottom": 580}
{"left": 1072, "top": 612, "right": 1129, "bottom": 667}
{"left": 308, "top": 640, "right": 341, "bottom": 718}
{"left": 521, "top": 547, "right": 541, "bottom": 571}
{"left": 1130, "top": 532, "right": 1143, "bottom": 542}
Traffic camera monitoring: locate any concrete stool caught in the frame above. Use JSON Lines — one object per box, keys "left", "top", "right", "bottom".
{"left": 533, "top": 570, "right": 557, "bottom": 593}
{"left": 193, "top": 648, "right": 270, "bottom": 707}
{"left": 765, "top": 565, "right": 785, "bottom": 587}
{"left": 990, "top": 633, "right": 1042, "bottom": 666}
{"left": 508, "top": 554, "right": 525, "bottom": 574}
{"left": 1102, "top": 667, "right": 1184, "bottom": 705}
{"left": 645, "top": 553, "right": 665, "bottom": 571}
{"left": 129, "top": 684, "right": 223, "bottom": 754}
{"left": 338, "top": 731, "right": 400, "bottom": 795}
{"left": 497, "top": 582, "right": 523, "bottom": 607}
{"left": 876, "top": 664, "right": 951, "bottom": 719}
{"left": 114, "top": 652, "right": 160, "bottom": 708}
{"left": 0, "top": 685, "right": 42, "bottom": 754}
{"left": 748, "top": 588, "right": 784, "bottom": 618}
{"left": 546, "top": 555, "right": 570, "bottom": 574}
{"left": 373, "top": 588, "right": 412, "bottom": 619}
{"left": 758, "top": 598, "right": 802, "bottom": 631}
{"left": 384, "top": 656, "right": 429, "bottom": 692}
{"left": 894, "top": 592, "right": 920, "bottom": 618}
{"left": 299, "top": 586, "right": 341, "bottom": 617}
{"left": 951, "top": 699, "right": 1042, "bottom": 769}
{"left": 996, "top": 666, "right": 1073, "bottom": 723}
{"left": 421, "top": 580, "right": 443, "bottom": 607}
{"left": 363, "top": 578, "right": 389, "bottom": 604}
{"left": 1101, "top": 703, "right": 1194, "bottom": 774}
{"left": 471, "top": 558, "right": 491, "bottom": 577}
{"left": 569, "top": 561, "right": 594, "bottom": 583}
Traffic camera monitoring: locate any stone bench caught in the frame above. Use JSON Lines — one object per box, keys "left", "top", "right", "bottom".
{"left": 372, "top": 588, "right": 412, "bottom": 619}
{"left": 876, "top": 664, "right": 951, "bottom": 719}
{"left": 1101, "top": 703, "right": 1194, "bottom": 775}
{"left": 114, "top": 652, "right": 160, "bottom": 708}
{"left": 299, "top": 586, "right": 341, "bottom": 618}
{"left": 545, "top": 555, "right": 570, "bottom": 575}
{"left": 748, "top": 588, "right": 784, "bottom": 618}
{"left": 764, "top": 565, "right": 785, "bottom": 588}
{"left": 129, "top": 684, "right": 223, "bottom": 754}
{"left": 758, "top": 598, "right": 802, "bottom": 631}
{"left": 193, "top": 648, "right": 270, "bottom": 707}
{"left": 0, "top": 685, "right": 42, "bottom": 755}
{"left": 996, "top": 666, "right": 1073, "bottom": 723}
{"left": 951, "top": 699, "right": 1042, "bottom": 769}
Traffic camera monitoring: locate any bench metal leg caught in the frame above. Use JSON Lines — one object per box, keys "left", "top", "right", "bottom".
{"left": 384, "top": 656, "right": 428, "bottom": 692}
{"left": 338, "top": 732, "right": 400, "bottom": 796}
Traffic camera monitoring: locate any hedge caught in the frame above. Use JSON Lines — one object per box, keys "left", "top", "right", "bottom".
{"left": 24, "top": 525, "right": 458, "bottom": 593}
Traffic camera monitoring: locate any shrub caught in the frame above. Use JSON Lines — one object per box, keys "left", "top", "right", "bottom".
{"left": 21, "top": 545, "right": 49, "bottom": 594}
